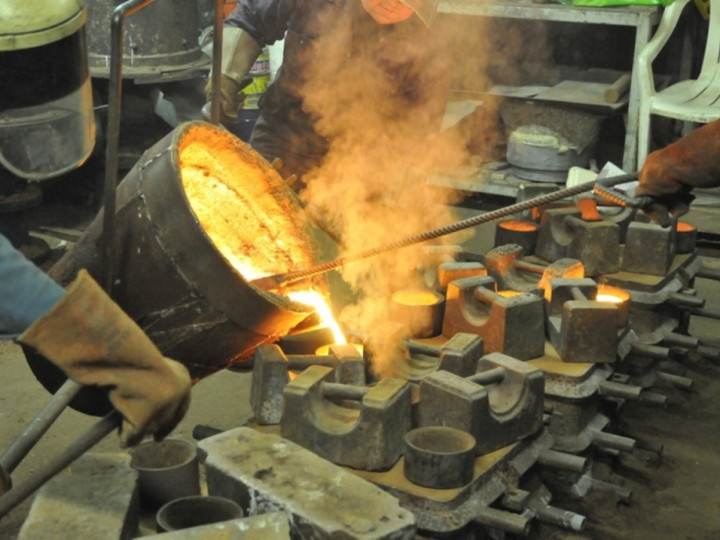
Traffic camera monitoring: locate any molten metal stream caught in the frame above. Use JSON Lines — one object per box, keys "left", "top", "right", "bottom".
{"left": 251, "top": 172, "right": 639, "bottom": 291}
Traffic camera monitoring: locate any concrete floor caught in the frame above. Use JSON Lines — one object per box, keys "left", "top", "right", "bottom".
{"left": 1, "top": 172, "right": 719, "bottom": 538}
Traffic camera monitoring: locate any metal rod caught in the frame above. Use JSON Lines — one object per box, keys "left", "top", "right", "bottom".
{"left": 469, "top": 367, "right": 506, "bottom": 386}
{"left": 570, "top": 286, "right": 587, "bottom": 302}
{"left": 321, "top": 382, "right": 369, "bottom": 401}
{"left": 591, "top": 430, "right": 636, "bottom": 453}
{"left": 250, "top": 172, "right": 639, "bottom": 291}
{"left": 696, "top": 265, "right": 720, "bottom": 281}
{"left": 666, "top": 292, "right": 705, "bottom": 309}
{"left": 631, "top": 342, "right": 671, "bottom": 360}
{"left": 102, "top": 0, "right": 157, "bottom": 294}
{"left": 639, "top": 390, "right": 668, "bottom": 407}
{"left": 512, "top": 259, "right": 547, "bottom": 274}
{"left": 473, "top": 286, "right": 499, "bottom": 304}
{"left": 405, "top": 341, "right": 441, "bottom": 357}
{"left": 0, "top": 412, "right": 121, "bottom": 518}
{"left": 475, "top": 505, "right": 531, "bottom": 536}
{"left": 210, "top": 0, "right": 224, "bottom": 124}
{"left": 535, "top": 505, "right": 586, "bottom": 532}
{"left": 0, "top": 380, "right": 82, "bottom": 475}
{"left": 657, "top": 371, "right": 694, "bottom": 391}
{"left": 537, "top": 449, "right": 587, "bottom": 474}
{"left": 661, "top": 332, "right": 699, "bottom": 350}
{"left": 597, "top": 379, "right": 642, "bottom": 401}
{"left": 693, "top": 306, "right": 720, "bottom": 320}
{"left": 286, "top": 355, "right": 338, "bottom": 370}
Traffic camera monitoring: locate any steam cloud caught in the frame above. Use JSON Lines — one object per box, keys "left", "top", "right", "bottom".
{"left": 294, "top": 11, "right": 554, "bottom": 376}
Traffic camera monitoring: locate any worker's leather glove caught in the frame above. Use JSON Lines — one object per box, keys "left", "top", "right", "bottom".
{"left": 203, "top": 74, "right": 248, "bottom": 123}
{"left": 636, "top": 120, "right": 720, "bottom": 225}
{"left": 18, "top": 270, "right": 192, "bottom": 448}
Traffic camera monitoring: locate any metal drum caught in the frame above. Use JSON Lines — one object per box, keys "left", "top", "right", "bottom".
{"left": 86, "top": 0, "right": 210, "bottom": 82}
{"left": 26, "top": 121, "right": 320, "bottom": 414}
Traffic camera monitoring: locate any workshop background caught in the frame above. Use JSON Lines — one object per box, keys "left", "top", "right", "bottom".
{"left": 1, "top": 0, "right": 720, "bottom": 538}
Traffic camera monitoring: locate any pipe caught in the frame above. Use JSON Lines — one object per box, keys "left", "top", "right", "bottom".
{"left": 639, "top": 390, "right": 668, "bottom": 407}
{"left": 320, "top": 382, "right": 369, "bottom": 401}
{"left": 657, "top": 371, "right": 694, "bottom": 391}
{"left": 696, "top": 265, "right": 720, "bottom": 281}
{"left": 597, "top": 379, "right": 642, "bottom": 401}
{"left": 536, "top": 505, "right": 586, "bottom": 531}
{"left": 0, "top": 412, "right": 120, "bottom": 518}
{"left": 661, "top": 332, "right": 699, "bottom": 350}
{"left": 666, "top": 292, "right": 705, "bottom": 309}
{"left": 0, "top": 380, "right": 82, "bottom": 476}
{"left": 102, "top": 0, "right": 157, "bottom": 294}
{"left": 537, "top": 449, "right": 587, "bottom": 474}
{"left": 475, "top": 505, "right": 531, "bottom": 536}
{"left": 693, "top": 306, "right": 720, "bottom": 321}
{"left": 210, "top": 0, "right": 224, "bottom": 125}
{"left": 468, "top": 367, "right": 506, "bottom": 386}
{"left": 591, "top": 430, "right": 636, "bottom": 453}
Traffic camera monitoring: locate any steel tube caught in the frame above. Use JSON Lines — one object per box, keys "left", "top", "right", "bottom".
{"left": 591, "top": 430, "right": 636, "bottom": 453}
{"left": 0, "top": 412, "right": 120, "bottom": 518}
{"left": 102, "top": 0, "right": 157, "bottom": 294}
{"left": 570, "top": 286, "right": 587, "bottom": 302}
{"left": 405, "top": 341, "right": 441, "bottom": 357}
{"left": 475, "top": 505, "right": 531, "bottom": 536}
{"left": 473, "top": 286, "right": 501, "bottom": 305}
{"left": 696, "top": 266, "right": 720, "bottom": 281}
{"left": 631, "top": 342, "right": 671, "bottom": 360}
{"left": 321, "top": 382, "right": 369, "bottom": 401}
{"left": 537, "top": 449, "right": 587, "bottom": 474}
{"left": 639, "top": 391, "right": 668, "bottom": 407}
{"left": 693, "top": 306, "right": 720, "bottom": 320}
{"left": 666, "top": 292, "right": 705, "bottom": 309}
{"left": 210, "top": 0, "right": 224, "bottom": 125}
{"left": 0, "top": 380, "right": 82, "bottom": 475}
{"left": 536, "top": 505, "right": 586, "bottom": 531}
{"left": 512, "top": 259, "right": 546, "bottom": 274}
{"left": 286, "top": 356, "right": 337, "bottom": 370}
{"left": 699, "top": 344, "right": 720, "bottom": 361}
{"left": 597, "top": 379, "right": 642, "bottom": 400}
{"left": 661, "top": 332, "right": 699, "bottom": 350}
{"left": 657, "top": 371, "right": 694, "bottom": 391}
{"left": 469, "top": 367, "right": 506, "bottom": 386}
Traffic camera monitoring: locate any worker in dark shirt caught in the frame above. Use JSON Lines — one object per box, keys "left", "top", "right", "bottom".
{"left": 207, "top": 0, "right": 448, "bottom": 180}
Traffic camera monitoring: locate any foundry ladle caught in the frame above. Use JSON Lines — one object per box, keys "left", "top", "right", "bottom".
{"left": 250, "top": 171, "right": 642, "bottom": 292}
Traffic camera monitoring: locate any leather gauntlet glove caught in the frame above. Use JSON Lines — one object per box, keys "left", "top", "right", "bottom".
{"left": 18, "top": 270, "right": 192, "bottom": 447}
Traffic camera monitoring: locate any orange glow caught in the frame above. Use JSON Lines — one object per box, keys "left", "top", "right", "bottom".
{"left": 288, "top": 290, "right": 347, "bottom": 345}
{"left": 498, "top": 290, "right": 523, "bottom": 298}
{"left": 178, "top": 130, "right": 315, "bottom": 282}
{"left": 577, "top": 198, "right": 602, "bottom": 221}
{"left": 392, "top": 289, "right": 443, "bottom": 306}
{"left": 596, "top": 285, "right": 630, "bottom": 304}
{"left": 498, "top": 220, "right": 538, "bottom": 232}
{"left": 677, "top": 221, "right": 696, "bottom": 232}
{"left": 316, "top": 343, "right": 364, "bottom": 356}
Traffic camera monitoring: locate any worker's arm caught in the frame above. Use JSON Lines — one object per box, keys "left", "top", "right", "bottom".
{"left": 636, "top": 120, "right": 720, "bottom": 224}
{"left": 0, "top": 233, "right": 64, "bottom": 338}
{"left": 0, "top": 235, "right": 191, "bottom": 447}
{"left": 206, "top": 0, "right": 300, "bottom": 120}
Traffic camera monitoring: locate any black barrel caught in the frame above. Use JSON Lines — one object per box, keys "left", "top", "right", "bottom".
{"left": 26, "top": 122, "right": 321, "bottom": 414}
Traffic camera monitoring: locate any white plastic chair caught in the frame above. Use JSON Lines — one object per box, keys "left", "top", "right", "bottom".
{"left": 636, "top": 0, "right": 720, "bottom": 168}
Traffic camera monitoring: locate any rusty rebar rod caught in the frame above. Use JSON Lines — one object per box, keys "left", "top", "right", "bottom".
{"left": 250, "top": 172, "right": 639, "bottom": 291}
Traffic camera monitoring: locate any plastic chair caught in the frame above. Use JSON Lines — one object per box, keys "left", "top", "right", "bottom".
{"left": 636, "top": 0, "right": 720, "bottom": 168}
